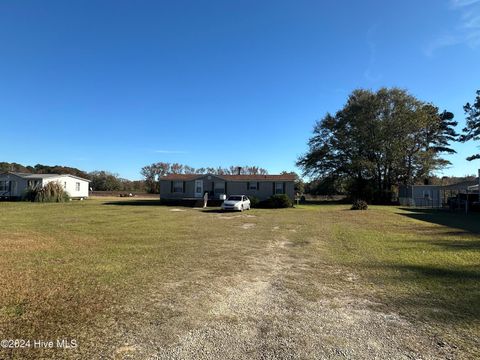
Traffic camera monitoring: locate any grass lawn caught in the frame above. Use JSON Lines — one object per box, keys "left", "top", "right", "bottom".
{"left": 0, "top": 198, "right": 479, "bottom": 359}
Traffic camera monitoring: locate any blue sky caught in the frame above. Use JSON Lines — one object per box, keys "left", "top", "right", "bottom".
{"left": 1, "top": 0, "right": 479, "bottom": 180}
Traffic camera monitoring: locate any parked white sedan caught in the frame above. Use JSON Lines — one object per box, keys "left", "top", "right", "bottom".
{"left": 221, "top": 195, "right": 251, "bottom": 211}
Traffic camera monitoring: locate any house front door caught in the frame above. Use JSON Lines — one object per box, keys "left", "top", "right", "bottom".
{"left": 194, "top": 180, "right": 203, "bottom": 198}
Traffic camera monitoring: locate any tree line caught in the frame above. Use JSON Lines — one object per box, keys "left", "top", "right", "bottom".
{"left": 297, "top": 88, "right": 480, "bottom": 202}
{"left": 0, "top": 162, "right": 89, "bottom": 179}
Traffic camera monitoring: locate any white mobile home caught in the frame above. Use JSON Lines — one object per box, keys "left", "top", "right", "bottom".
{"left": 0, "top": 172, "right": 90, "bottom": 200}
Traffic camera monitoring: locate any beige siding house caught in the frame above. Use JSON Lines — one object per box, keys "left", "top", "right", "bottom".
{"left": 160, "top": 174, "right": 296, "bottom": 201}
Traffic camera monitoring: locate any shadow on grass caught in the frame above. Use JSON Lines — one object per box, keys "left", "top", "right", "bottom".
{"left": 399, "top": 208, "right": 480, "bottom": 234}
{"left": 417, "top": 239, "right": 480, "bottom": 251}
{"left": 104, "top": 200, "right": 164, "bottom": 207}
{"left": 375, "top": 263, "right": 480, "bottom": 324}
{"left": 104, "top": 200, "right": 224, "bottom": 209}
{"left": 390, "top": 264, "right": 480, "bottom": 280}
{"left": 301, "top": 199, "right": 349, "bottom": 206}
{"left": 201, "top": 209, "right": 224, "bottom": 213}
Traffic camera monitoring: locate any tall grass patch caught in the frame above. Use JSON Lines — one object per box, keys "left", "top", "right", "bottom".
{"left": 23, "top": 182, "right": 70, "bottom": 202}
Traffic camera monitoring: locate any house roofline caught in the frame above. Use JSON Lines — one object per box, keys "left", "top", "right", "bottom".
{"left": 0, "top": 172, "right": 91, "bottom": 182}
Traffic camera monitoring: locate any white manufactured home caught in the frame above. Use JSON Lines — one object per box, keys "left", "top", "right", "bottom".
{"left": 0, "top": 172, "right": 90, "bottom": 200}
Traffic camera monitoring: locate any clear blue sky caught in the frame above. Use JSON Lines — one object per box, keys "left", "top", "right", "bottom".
{"left": 1, "top": 0, "right": 479, "bottom": 180}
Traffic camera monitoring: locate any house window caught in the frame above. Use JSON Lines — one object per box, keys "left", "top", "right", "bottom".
{"left": 275, "top": 182, "right": 284, "bottom": 195}
{"left": 75, "top": 182, "right": 80, "bottom": 191}
{"left": 173, "top": 181, "right": 184, "bottom": 193}
{"left": 0, "top": 181, "right": 7, "bottom": 192}
{"left": 214, "top": 181, "right": 225, "bottom": 194}
{"left": 195, "top": 182, "right": 202, "bottom": 194}
{"left": 248, "top": 182, "right": 258, "bottom": 190}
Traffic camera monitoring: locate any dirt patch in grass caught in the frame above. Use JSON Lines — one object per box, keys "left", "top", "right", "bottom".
{"left": 216, "top": 214, "right": 256, "bottom": 220}
{"left": 0, "top": 232, "right": 55, "bottom": 252}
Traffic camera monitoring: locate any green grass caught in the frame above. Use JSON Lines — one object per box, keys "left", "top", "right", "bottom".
{"left": 0, "top": 198, "right": 479, "bottom": 358}
{"left": 327, "top": 206, "right": 479, "bottom": 312}
{"left": 302, "top": 205, "right": 480, "bottom": 354}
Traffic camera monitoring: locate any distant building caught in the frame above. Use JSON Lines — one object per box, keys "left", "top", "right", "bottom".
{"left": 0, "top": 172, "right": 90, "bottom": 200}
{"left": 399, "top": 176, "right": 480, "bottom": 208}
{"left": 398, "top": 185, "right": 443, "bottom": 207}
{"left": 442, "top": 179, "right": 479, "bottom": 195}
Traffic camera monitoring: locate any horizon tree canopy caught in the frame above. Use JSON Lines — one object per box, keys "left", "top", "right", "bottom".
{"left": 297, "top": 88, "right": 458, "bottom": 202}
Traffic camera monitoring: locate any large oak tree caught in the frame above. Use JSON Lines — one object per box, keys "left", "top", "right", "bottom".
{"left": 297, "top": 88, "right": 457, "bottom": 202}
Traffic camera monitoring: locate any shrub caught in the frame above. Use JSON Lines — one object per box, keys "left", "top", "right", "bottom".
{"left": 23, "top": 182, "right": 70, "bottom": 203}
{"left": 248, "top": 196, "right": 260, "bottom": 208}
{"left": 259, "top": 194, "right": 293, "bottom": 208}
{"left": 351, "top": 199, "right": 368, "bottom": 210}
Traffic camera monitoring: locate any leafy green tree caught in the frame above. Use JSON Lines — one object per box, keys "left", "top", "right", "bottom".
{"left": 297, "top": 88, "right": 458, "bottom": 202}
{"left": 88, "top": 171, "right": 123, "bottom": 191}
{"left": 141, "top": 162, "right": 170, "bottom": 193}
{"left": 0, "top": 162, "right": 88, "bottom": 178}
{"left": 0, "top": 162, "right": 32, "bottom": 173}
{"left": 460, "top": 90, "right": 480, "bottom": 160}
{"left": 33, "top": 164, "right": 88, "bottom": 178}
{"left": 305, "top": 176, "right": 345, "bottom": 196}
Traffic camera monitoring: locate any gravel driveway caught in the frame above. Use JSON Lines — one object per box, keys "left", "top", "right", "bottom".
{"left": 115, "top": 222, "right": 456, "bottom": 360}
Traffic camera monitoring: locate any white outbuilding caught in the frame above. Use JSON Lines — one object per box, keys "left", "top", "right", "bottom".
{"left": 0, "top": 172, "right": 90, "bottom": 200}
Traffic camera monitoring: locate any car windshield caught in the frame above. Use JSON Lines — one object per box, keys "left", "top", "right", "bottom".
{"left": 227, "top": 196, "right": 242, "bottom": 201}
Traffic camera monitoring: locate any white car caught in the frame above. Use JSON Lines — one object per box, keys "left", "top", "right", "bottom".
{"left": 221, "top": 195, "right": 251, "bottom": 211}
